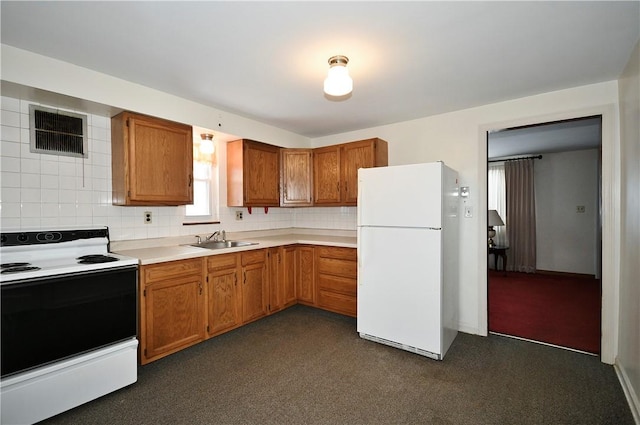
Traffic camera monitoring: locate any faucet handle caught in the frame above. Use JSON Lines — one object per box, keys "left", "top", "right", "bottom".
{"left": 221, "top": 230, "right": 226, "bottom": 241}
{"left": 195, "top": 235, "right": 202, "bottom": 244}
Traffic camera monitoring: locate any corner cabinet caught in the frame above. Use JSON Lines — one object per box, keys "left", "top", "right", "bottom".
{"left": 139, "top": 258, "right": 205, "bottom": 365}
{"left": 227, "top": 139, "right": 280, "bottom": 207}
{"left": 313, "top": 138, "right": 388, "bottom": 206}
{"left": 111, "top": 111, "right": 193, "bottom": 206}
{"left": 280, "top": 149, "right": 313, "bottom": 207}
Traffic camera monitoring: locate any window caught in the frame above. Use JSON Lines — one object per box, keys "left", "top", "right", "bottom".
{"left": 185, "top": 131, "right": 219, "bottom": 222}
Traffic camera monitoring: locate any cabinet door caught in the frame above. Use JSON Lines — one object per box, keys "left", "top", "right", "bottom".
{"left": 297, "top": 246, "right": 316, "bottom": 304}
{"left": 143, "top": 275, "right": 204, "bottom": 362}
{"left": 280, "top": 149, "right": 313, "bottom": 206}
{"left": 313, "top": 145, "right": 341, "bottom": 205}
{"left": 206, "top": 266, "right": 240, "bottom": 337}
{"left": 341, "top": 140, "right": 377, "bottom": 205}
{"left": 122, "top": 113, "right": 193, "bottom": 205}
{"left": 241, "top": 251, "right": 268, "bottom": 323}
{"left": 244, "top": 141, "right": 280, "bottom": 206}
{"left": 282, "top": 246, "right": 297, "bottom": 307}
{"left": 268, "top": 247, "right": 283, "bottom": 313}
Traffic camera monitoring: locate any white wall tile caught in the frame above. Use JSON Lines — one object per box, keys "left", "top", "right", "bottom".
{"left": 0, "top": 95, "right": 354, "bottom": 241}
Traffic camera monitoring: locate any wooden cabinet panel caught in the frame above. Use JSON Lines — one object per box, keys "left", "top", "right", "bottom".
{"left": 297, "top": 246, "right": 316, "bottom": 305}
{"left": 206, "top": 254, "right": 241, "bottom": 337}
{"left": 268, "top": 247, "right": 283, "bottom": 313}
{"left": 111, "top": 112, "right": 193, "bottom": 206}
{"left": 282, "top": 246, "right": 297, "bottom": 307}
{"left": 140, "top": 258, "right": 205, "bottom": 364}
{"left": 227, "top": 139, "right": 280, "bottom": 207}
{"left": 341, "top": 139, "right": 387, "bottom": 205}
{"left": 280, "top": 149, "right": 313, "bottom": 206}
{"left": 313, "top": 146, "right": 341, "bottom": 205}
{"left": 313, "top": 138, "right": 388, "bottom": 206}
{"left": 242, "top": 261, "right": 268, "bottom": 323}
{"left": 315, "top": 246, "right": 357, "bottom": 317}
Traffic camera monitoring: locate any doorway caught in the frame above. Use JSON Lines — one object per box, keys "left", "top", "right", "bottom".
{"left": 486, "top": 116, "right": 603, "bottom": 354}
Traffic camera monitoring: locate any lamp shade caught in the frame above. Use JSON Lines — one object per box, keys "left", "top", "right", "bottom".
{"left": 324, "top": 55, "right": 352, "bottom": 96}
{"left": 199, "top": 133, "right": 215, "bottom": 154}
{"left": 488, "top": 209, "right": 504, "bottom": 227}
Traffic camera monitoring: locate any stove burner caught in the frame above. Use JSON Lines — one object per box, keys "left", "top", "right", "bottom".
{"left": 1, "top": 263, "right": 31, "bottom": 269}
{"left": 77, "top": 255, "right": 119, "bottom": 264}
{"left": 1, "top": 266, "right": 41, "bottom": 274}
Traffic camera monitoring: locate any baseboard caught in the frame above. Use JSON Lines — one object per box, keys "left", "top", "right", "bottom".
{"left": 615, "top": 362, "right": 640, "bottom": 425}
{"left": 535, "top": 269, "right": 597, "bottom": 279}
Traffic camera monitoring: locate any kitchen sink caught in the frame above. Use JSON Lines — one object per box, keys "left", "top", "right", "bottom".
{"left": 190, "top": 240, "right": 258, "bottom": 250}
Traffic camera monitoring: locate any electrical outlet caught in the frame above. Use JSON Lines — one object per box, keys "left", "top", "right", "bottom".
{"left": 236, "top": 211, "right": 243, "bottom": 221}
{"left": 144, "top": 211, "right": 152, "bottom": 224}
{"left": 464, "top": 206, "right": 473, "bottom": 218}
{"left": 576, "top": 205, "right": 586, "bottom": 213}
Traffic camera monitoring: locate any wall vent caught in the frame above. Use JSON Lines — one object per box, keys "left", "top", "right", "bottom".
{"left": 29, "top": 105, "right": 88, "bottom": 158}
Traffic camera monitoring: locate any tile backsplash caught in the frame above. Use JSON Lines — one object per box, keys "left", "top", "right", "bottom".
{"left": 0, "top": 96, "right": 356, "bottom": 240}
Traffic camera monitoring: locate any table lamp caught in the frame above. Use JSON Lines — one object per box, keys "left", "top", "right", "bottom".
{"left": 488, "top": 210, "right": 504, "bottom": 247}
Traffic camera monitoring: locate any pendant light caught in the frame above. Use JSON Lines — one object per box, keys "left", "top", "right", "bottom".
{"left": 199, "top": 133, "right": 215, "bottom": 154}
{"left": 323, "top": 55, "right": 353, "bottom": 96}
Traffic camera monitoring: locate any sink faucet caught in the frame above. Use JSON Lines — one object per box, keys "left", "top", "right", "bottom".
{"left": 206, "top": 230, "right": 226, "bottom": 242}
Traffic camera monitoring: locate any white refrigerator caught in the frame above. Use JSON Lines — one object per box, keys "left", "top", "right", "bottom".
{"left": 357, "top": 161, "right": 459, "bottom": 360}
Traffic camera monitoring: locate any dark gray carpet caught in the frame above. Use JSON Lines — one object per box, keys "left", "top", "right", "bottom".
{"left": 41, "top": 305, "right": 633, "bottom": 425}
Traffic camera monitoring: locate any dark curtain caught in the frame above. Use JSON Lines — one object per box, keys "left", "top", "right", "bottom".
{"left": 505, "top": 159, "right": 536, "bottom": 273}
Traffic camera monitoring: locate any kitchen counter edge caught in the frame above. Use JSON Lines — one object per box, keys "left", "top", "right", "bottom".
{"left": 113, "top": 234, "right": 357, "bottom": 265}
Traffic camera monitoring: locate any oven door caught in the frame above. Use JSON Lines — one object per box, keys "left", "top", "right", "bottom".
{"left": 1, "top": 265, "right": 137, "bottom": 377}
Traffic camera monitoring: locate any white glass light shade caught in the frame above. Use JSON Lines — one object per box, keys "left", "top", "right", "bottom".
{"left": 324, "top": 56, "right": 353, "bottom": 96}
{"left": 199, "top": 134, "right": 215, "bottom": 154}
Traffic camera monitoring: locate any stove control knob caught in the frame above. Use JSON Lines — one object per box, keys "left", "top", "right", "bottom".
{"left": 17, "top": 233, "right": 29, "bottom": 243}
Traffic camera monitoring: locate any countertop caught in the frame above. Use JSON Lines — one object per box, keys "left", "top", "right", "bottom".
{"left": 112, "top": 230, "right": 356, "bottom": 265}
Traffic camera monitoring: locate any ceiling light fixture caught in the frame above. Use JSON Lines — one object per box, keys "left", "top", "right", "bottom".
{"left": 199, "top": 133, "right": 215, "bottom": 154}
{"left": 323, "top": 55, "right": 353, "bottom": 96}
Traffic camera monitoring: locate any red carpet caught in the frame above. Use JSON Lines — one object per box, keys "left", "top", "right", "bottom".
{"left": 488, "top": 271, "right": 601, "bottom": 354}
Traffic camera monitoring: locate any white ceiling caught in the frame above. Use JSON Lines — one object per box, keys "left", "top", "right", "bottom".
{"left": 1, "top": 1, "right": 638, "bottom": 152}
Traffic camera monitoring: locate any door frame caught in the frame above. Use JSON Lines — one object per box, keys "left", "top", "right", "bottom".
{"left": 477, "top": 104, "right": 619, "bottom": 364}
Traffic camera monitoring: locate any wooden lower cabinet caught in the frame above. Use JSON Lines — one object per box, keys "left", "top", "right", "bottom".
{"left": 139, "top": 258, "right": 205, "bottom": 364}
{"left": 315, "top": 246, "right": 357, "bottom": 317}
{"left": 268, "top": 246, "right": 298, "bottom": 313}
{"left": 206, "top": 253, "right": 241, "bottom": 337}
{"left": 139, "top": 245, "right": 357, "bottom": 365}
{"left": 297, "top": 245, "right": 316, "bottom": 305}
{"left": 241, "top": 249, "right": 268, "bottom": 323}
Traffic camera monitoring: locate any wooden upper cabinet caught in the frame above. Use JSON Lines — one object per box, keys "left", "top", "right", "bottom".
{"left": 111, "top": 111, "right": 193, "bottom": 206}
{"left": 227, "top": 139, "right": 280, "bottom": 207}
{"left": 313, "top": 145, "right": 342, "bottom": 205}
{"left": 341, "top": 139, "right": 388, "bottom": 204}
{"left": 313, "top": 138, "right": 388, "bottom": 206}
{"left": 280, "top": 149, "right": 313, "bottom": 207}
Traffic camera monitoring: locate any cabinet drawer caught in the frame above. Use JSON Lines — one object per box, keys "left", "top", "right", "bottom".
{"left": 207, "top": 253, "right": 239, "bottom": 272}
{"left": 316, "top": 257, "right": 356, "bottom": 278}
{"left": 241, "top": 249, "right": 266, "bottom": 266}
{"left": 317, "top": 274, "right": 356, "bottom": 296}
{"left": 317, "top": 289, "right": 356, "bottom": 317}
{"left": 316, "top": 246, "right": 357, "bottom": 261}
{"left": 143, "top": 258, "right": 203, "bottom": 283}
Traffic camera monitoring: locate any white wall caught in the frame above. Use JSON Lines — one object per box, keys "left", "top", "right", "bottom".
{"left": 535, "top": 149, "right": 599, "bottom": 275}
{"left": 310, "top": 81, "right": 620, "bottom": 363}
{"left": 617, "top": 39, "right": 640, "bottom": 422}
